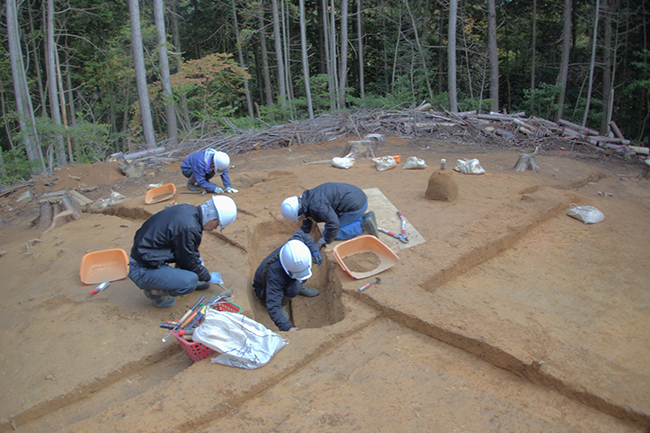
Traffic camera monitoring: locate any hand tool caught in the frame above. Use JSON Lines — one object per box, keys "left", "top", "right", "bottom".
{"left": 396, "top": 210, "right": 409, "bottom": 242}
{"left": 359, "top": 277, "right": 381, "bottom": 292}
{"left": 89, "top": 282, "right": 110, "bottom": 295}
{"left": 162, "top": 295, "right": 205, "bottom": 342}
{"left": 377, "top": 227, "right": 408, "bottom": 243}
{"left": 180, "top": 290, "right": 233, "bottom": 331}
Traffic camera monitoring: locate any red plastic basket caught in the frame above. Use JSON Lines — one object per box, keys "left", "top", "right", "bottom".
{"left": 173, "top": 299, "right": 242, "bottom": 362}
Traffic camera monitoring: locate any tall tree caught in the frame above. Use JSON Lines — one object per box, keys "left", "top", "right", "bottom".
{"left": 582, "top": 0, "right": 600, "bottom": 127}
{"left": 404, "top": 0, "right": 433, "bottom": 101}
{"left": 487, "top": 0, "right": 499, "bottom": 112}
{"left": 153, "top": 0, "right": 178, "bottom": 145}
{"left": 271, "top": 0, "right": 287, "bottom": 109}
{"left": 6, "top": 0, "right": 45, "bottom": 173}
{"left": 600, "top": 0, "right": 613, "bottom": 135}
{"left": 554, "top": 0, "right": 572, "bottom": 122}
{"left": 299, "top": 0, "right": 314, "bottom": 118}
{"left": 448, "top": 0, "right": 458, "bottom": 112}
{"left": 257, "top": 2, "right": 274, "bottom": 107}
{"left": 46, "top": 0, "right": 67, "bottom": 165}
{"left": 231, "top": 0, "right": 255, "bottom": 118}
{"left": 339, "top": 0, "right": 349, "bottom": 109}
{"left": 128, "top": 0, "right": 156, "bottom": 147}
{"left": 530, "top": 0, "right": 537, "bottom": 111}
{"left": 357, "top": 0, "right": 365, "bottom": 98}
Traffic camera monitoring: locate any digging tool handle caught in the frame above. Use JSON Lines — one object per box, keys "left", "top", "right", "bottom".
{"left": 162, "top": 295, "right": 205, "bottom": 342}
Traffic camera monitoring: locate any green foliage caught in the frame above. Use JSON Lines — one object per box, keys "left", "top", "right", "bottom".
{"left": 517, "top": 83, "right": 561, "bottom": 119}
{"left": 67, "top": 120, "right": 114, "bottom": 163}
{"left": 1, "top": 147, "right": 36, "bottom": 184}
{"left": 168, "top": 53, "right": 250, "bottom": 122}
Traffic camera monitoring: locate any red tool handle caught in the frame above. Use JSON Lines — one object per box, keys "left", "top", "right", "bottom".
{"left": 89, "top": 289, "right": 100, "bottom": 295}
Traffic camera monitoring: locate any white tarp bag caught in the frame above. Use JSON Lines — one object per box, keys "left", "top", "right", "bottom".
{"left": 374, "top": 156, "right": 397, "bottom": 171}
{"left": 454, "top": 158, "right": 486, "bottom": 174}
{"left": 566, "top": 204, "right": 605, "bottom": 224}
{"left": 193, "top": 309, "right": 288, "bottom": 369}
{"left": 402, "top": 156, "right": 428, "bottom": 170}
{"left": 331, "top": 157, "right": 355, "bottom": 169}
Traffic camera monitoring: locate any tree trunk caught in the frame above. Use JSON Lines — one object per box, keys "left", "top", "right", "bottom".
{"left": 271, "top": 0, "right": 287, "bottom": 109}
{"left": 26, "top": 2, "right": 47, "bottom": 118}
{"left": 582, "top": 0, "right": 600, "bottom": 127}
{"left": 404, "top": 0, "right": 433, "bottom": 102}
{"left": 169, "top": 0, "right": 191, "bottom": 132}
{"left": 7, "top": 0, "right": 45, "bottom": 173}
{"left": 338, "top": 0, "right": 349, "bottom": 109}
{"left": 448, "top": 0, "right": 458, "bottom": 112}
{"left": 600, "top": 0, "right": 613, "bottom": 135}
{"left": 258, "top": 2, "right": 274, "bottom": 107}
{"left": 357, "top": 0, "right": 365, "bottom": 98}
{"left": 153, "top": 0, "right": 178, "bottom": 145}
{"left": 299, "top": 0, "right": 314, "bottom": 118}
{"left": 487, "top": 0, "right": 499, "bottom": 112}
{"left": 554, "top": 0, "right": 572, "bottom": 122}
{"left": 530, "top": 0, "right": 537, "bottom": 111}
{"left": 55, "top": 48, "right": 73, "bottom": 164}
{"left": 128, "top": 0, "right": 157, "bottom": 147}
{"left": 231, "top": 0, "right": 255, "bottom": 118}
{"left": 46, "top": 0, "right": 67, "bottom": 165}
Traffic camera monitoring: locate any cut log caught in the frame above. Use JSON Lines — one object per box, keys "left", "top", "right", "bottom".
{"left": 588, "top": 136, "right": 631, "bottom": 145}
{"left": 609, "top": 121, "right": 624, "bottom": 139}
{"left": 557, "top": 119, "right": 599, "bottom": 136}
{"left": 629, "top": 146, "right": 650, "bottom": 155}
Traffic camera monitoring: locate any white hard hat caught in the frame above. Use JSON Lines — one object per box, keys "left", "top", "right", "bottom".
{"left": 213, "top": 151, "right": 230, "bottom": 171}
{"left": 281, "top": 196, "right": 301, "bottom": 221}
{"left": 279, "top": 240, "right": 312, "bottom": 281}
{"left": 212, "top": 195, "right": 237, "bottom": 231}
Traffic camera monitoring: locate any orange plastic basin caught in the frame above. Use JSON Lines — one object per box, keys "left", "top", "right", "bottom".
{"left": 145, "top": 183, "right": 176, "bottom": 204}
{"left": 333, "top": 235, "right": 399, "bottom": 279}
{"left": 80, "top": 249, "right": 130, "bottom": 284}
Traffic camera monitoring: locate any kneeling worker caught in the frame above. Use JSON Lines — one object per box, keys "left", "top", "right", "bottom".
{"left": 128, "top": 196, "right": 237, "bottom": 308}
{"left": 280, "top": 182, "right": 378, "bottom": 249}
{"left": 181, "top": 148, "right": 238, "bottom": 194}
{"left": 252, "top": 231, "right": 323, "bottom": 332}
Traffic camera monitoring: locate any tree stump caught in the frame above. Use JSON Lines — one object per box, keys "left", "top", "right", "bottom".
{"left": 338, "top": 140, "right": 378, "bottom": 159}
{"left": 514, "top": 147, "right": 540, "bottom": 172}
{"left": 32, "top": 190, "right": 91, "bottom": 232}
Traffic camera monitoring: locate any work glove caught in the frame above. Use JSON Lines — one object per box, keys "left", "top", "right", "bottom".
{"left": 312, "top": 251, "right": 323, "bottom": 265}
{"left": 199, "top": 257, "right": 205, "bottom": 266}
{"left": 224, "top": 187, "right": 238, "bottom": 194}
{"left": 213, "top": 187, "right": 224, "bottom": 194}
{"left": 317, "top": 238, "right": 327, "bottom": 250}
{"left": 209, "top": 272, "right": 224, "bottom": 284}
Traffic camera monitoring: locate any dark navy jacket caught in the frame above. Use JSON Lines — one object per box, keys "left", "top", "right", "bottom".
{"left": 252, "top": 231, "right": 319, "bottom": 331}
{"left": 130, "top": 204, "right": 211, "bottom": 282}
{"left": 299, "top": 182, "right": 367, "bottom": 243}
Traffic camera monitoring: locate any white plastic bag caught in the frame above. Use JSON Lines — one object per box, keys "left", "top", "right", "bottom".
{"left": 331, "top": 157, "right": 355, "bottom": 169}
{"left": 402, "top": 156, "right": 428, "bottom": 170}
{"left": 566, "top": 204, "right": 605, "bottom": 224}
{"left": 193, "top": 309, "right": 288, "bottom": 369}
{"left": 454, "top": 158, "right": 486, "bottom": 174}
{"left": 374, "top": 156, "right": 397, "bottom": 171}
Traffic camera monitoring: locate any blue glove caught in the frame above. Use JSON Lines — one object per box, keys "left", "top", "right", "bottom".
{"left": 224, "top": 187, "right": 238, "bottom": 193}
{"left": 213, "top": 187, "right": 224, "bottom": 194}
{"left": 312, "top": 251, "right": 323, "bottom": 265}
{"left": 317, "top": 238, "right": 327, "bottom": 250}
{"left": 209, "top": 272, "right": 224, "bottom": 284}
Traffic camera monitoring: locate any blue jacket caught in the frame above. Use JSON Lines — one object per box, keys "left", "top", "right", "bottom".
{"left": 299, "top": 182, "right": 367, "bottom": 243}
{"left": 130, "top": 204, "right": 211, "bottom": 282}
{"left": 252, "top": 231, "right": 319, "bottom": 331}
{"left": 181, "top": 149, "right": 231, "bottom": 193}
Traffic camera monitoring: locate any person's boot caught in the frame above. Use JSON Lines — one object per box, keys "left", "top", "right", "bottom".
{"left": 186, "top": 174, "right": 201, "bottom": 192}
{"left": 299, "top": 283, "right": 320, "bottom": 297}
{"left": 361, "top": 211, "right": 379, "bottom": 237}
{"left": 144, "top": 290, "right": 176, "bottom": 308}
{"left": 195, "top": 280, "right": 211, "bottom": 291}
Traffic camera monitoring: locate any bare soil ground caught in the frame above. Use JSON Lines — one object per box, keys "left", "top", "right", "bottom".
{"left": 0, "top": 136, "right": 649, "bottom": 433}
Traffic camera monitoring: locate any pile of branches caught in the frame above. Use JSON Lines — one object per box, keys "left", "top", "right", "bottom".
{"left": 121, "top": 105, "right": 648, "bottom": 167}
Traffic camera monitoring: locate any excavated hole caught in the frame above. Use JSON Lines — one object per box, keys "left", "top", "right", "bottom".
{"left": 247, "top": 220, "right": 344, "bottom": 329}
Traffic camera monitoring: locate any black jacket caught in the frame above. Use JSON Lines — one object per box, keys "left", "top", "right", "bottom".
{"left": 299, "top": 182, "right": 367, "bottom": 243}
{"left": 252, "top": 231, "right": 319, "bottom": 331}
{"left": 130, "top": 204, "right": 211, "bottom": 282}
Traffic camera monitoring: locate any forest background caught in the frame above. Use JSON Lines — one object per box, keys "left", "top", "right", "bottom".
{"left": 1, "top": 0, "right": 649, "bottom": 183}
